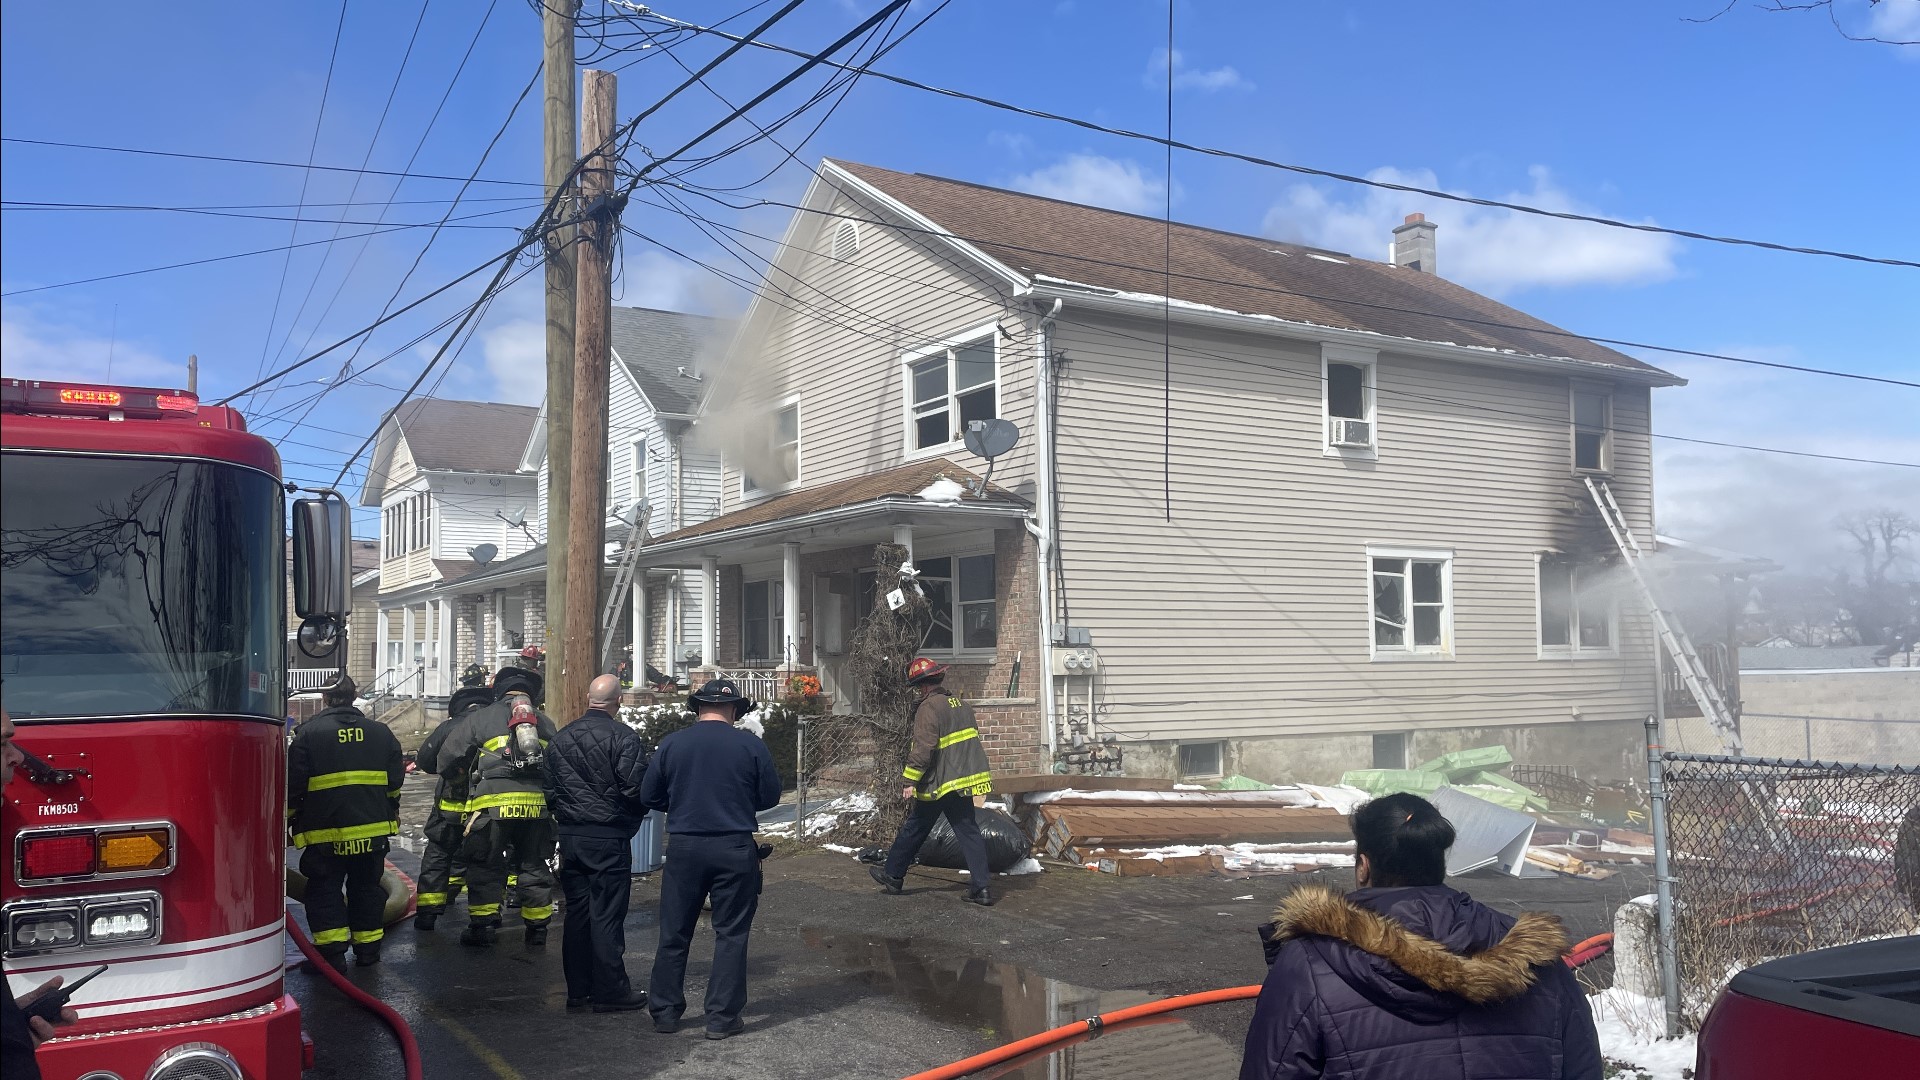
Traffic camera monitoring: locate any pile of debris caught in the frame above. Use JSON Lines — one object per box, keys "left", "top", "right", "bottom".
{"left": 1341, "top": 746, "right": 1549, "bottom": 812}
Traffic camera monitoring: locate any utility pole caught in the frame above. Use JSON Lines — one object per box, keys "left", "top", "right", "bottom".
{"left": 187, "top": 354, "right": 198, "bottom": 394}
{"left": 557, "top": 68, "right": 619, "bottom": 723}
{"left": 542, "top": 0, "right": 578, "bottom": 702}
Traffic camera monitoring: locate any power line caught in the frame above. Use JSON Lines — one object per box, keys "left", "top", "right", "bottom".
{"left": 0, "top": 201, "right": 537, "bottom": 227}
{"left": 0, "top": 206, "right": 530, "bottom": 297}
{"left": 0, "top": 136, "right": 544, "bottom": 188}
{"left": 0, "top": 196, "right": 541, "bottom": 212}
{"left": 624, "top": 6, "right": 1920, "bottom": 271}
{"left": 668, "top": 183, "right": 1920, "bottom": 390}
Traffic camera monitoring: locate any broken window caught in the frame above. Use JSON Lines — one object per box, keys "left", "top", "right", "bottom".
{"left": 740, "top": 579, "right": 784, "bottom": 661}
{"left": 743, "top": 402, "right": 800, "bottom": 495}
{"left": 908, "top": 334, "right": 997, "bottom": 452}
{"left": 1572, "top": 389, "right": 1610, "bottom": 472}
{"left": 915, "top": 552, "right": 997, "bottom": 654}
{"left": 1323, "top": 347, "right": 1376, "bottom": 452}
{"left": 1539, "top": 556, "right": 1613, "bottom": 654}
{"left": 1370, "top": 552, "right": 1451, "bottom": 657}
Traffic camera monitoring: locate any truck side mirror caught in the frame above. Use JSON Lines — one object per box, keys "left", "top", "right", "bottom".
{"left": 292, "top": 493, "right": 351, "bottom": 619}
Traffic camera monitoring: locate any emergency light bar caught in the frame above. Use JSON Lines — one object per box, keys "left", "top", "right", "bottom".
{"left": 1, "top": 378, "right": 198, "bottom": 419}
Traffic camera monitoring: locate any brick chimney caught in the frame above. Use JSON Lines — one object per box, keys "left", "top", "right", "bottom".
{"left": 1392, "top": 212, "right": 1437, "bottom": 274}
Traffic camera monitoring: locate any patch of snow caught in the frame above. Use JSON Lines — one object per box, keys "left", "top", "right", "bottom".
{"left": 1173, "top": 783, "right": 1209, "bottom": 790}
{"left": 916, "top": 477, "right": 966, "bottom": 504}
{"left": 1295, "top": 783, "right": 1371, "bottom": 814}
{"left": 734, "top": 716, "right": 765, "bottom": 737}
{"left": 821, "top": 843, "right": 859, "bottom": 855}
{"left": 1305, "top": 253, "right": 1348, "bottom": 264}
{"left": 1023, "top": 788, "right": 1323, "bottom": 807}
{"left": 1002, "top": 858, "right": 1044, "bottom": 876}
{"left": 1231, "top": 895, "right": 1255, "bottom": 901}
{"left": 1590, "top": 988, "right": 1696, "bottom": 1080}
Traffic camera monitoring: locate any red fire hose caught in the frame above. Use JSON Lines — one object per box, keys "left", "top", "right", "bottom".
{"left": 904, "top": 937, "right": 1618, "bottom": 1080}
{"left": 283, "top": 858, "right": 426, "bottom": 1080}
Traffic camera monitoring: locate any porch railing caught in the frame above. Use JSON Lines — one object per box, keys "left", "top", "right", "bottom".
{"left": 287, "top": 668, "right": 339, "bottom": 693}
{"left": 714, "top": 668, "right": 786, "bottom": 704}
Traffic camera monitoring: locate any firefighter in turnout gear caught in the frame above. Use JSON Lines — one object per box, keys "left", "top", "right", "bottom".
{"left": 412, "top": 686, "right": 492, "bottom": 930}
{"left": 870, "top": 658, "right": 996, "bottom": 906}
{"left": 444, "top": 669, "right": 559, "bottom": 947}
{"left": 288, "top": 676, "right": 406, "bottom": 970}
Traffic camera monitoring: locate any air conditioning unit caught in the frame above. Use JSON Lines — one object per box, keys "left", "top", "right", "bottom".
{"left": 1331, "top": 418, "right": 1373, "bottom": 447}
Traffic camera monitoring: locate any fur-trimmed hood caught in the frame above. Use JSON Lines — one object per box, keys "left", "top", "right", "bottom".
{"left": 1261, "top": 884, "right": 1568, "bottom": 1021}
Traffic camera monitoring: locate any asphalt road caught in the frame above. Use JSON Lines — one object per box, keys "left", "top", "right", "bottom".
{"left": 287, "top": 776, "right": 1650, "bottom": 1079}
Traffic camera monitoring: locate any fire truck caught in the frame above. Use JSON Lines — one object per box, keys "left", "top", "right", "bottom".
{"left": 2, "top": 379, "right": 350, "bottom": 1079}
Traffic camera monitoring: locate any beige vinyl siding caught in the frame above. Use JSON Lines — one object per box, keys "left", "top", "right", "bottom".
{"left": 1051, "top": 312, "right": 1657, "bottom": 742}
{"left": 717, "top": 195, "right": 1038, "bottom": 510}
{"left": 378, "top": 438, "right": 436, "bottom": 592}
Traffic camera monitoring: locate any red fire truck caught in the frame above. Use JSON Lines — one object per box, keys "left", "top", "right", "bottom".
{"left": 2, "top": 379, "right": 347, "bottom": 1079}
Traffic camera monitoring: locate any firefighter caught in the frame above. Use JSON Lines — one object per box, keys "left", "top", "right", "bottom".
{"left": 445, "top": 669, "right": 558, "bottom": 947}
{"left": 288, "top": 675, "right": 406, "bottom": 970}
{"left": 869, "top": 658, "right": 996, "bottom": 906}
{"left": 641, "top": 678, "right": 781, "bottom": 1039}
{"left": 412, "top": 685, "right": 492, "bottom": 930}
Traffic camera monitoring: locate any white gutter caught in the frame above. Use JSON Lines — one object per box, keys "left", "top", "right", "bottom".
{"left": 1027, "top": 278, "right": 1687, "bottom": 388}
{"left": 636, "top": 496, "right": 1028, "bottom": 562}
{"left": 1034, "top": 298, "right": 1062, "bottom": 758}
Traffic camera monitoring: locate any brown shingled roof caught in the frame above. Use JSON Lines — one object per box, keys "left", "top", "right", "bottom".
{"left": 392, "top": 398, "right": 540, "bottom": 474}
{"left": 652, "top": 458, "right": 1025, "bottom": 546}
{"left": 830, "top": 161, "right": 1668, "bottom": 377}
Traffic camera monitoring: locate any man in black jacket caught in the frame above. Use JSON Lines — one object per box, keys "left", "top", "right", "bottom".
{"left": 288, "top": 676, "right": 405, "bottom": 971}
{"left": 545, "top": 673, "right": 650, "bottom": 1013}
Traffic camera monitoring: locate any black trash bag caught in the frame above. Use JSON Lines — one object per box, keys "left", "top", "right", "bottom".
{"left": 917, "top": 806, "right": 1031, "bottom": 873}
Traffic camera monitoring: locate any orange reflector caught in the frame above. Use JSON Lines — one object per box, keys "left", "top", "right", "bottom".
{"left": 59, "top": 388, "right": 122, "bottom": 407}
{"left": 97, "top": 828, "right": 171, "bottom": 873}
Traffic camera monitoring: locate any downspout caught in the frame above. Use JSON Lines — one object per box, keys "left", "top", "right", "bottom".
{"left": 1034, "top": 298, "right": 1063, "bottom": 760}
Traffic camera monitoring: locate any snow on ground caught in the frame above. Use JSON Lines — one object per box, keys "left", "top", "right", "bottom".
{"left": 1590, "top": 988, "right": 1696, "bottom": 1080}
{"left": 1021, "top": 784, "right": 1368, "bottom": 809}
{"left": 758, "top": 792, "right": 878, "bottom": 838}
{"left": 1002, "top": 858, "right": 1044, "bottom": 876}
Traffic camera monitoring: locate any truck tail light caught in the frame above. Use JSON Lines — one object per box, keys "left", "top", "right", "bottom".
{"left": 84, "top": 897, "right": 159, "bottom": 945}
{"left": 97, "top": 827, "right": 171, "bottom": 874}
{"left": 20, "top": 832, "right": 95, "bottom": 880}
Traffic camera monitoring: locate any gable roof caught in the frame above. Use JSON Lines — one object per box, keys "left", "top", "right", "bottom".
{"left": 609, "top": 306, "right": 731, "bottom": 414}
{"left": 390, "top": 397, "right": 539, "bottom": 474}
{"left": 650, "top": 458, "right": 1025, "bottom": 548}
{"left": 824, "top": 160, "right": 1677, "bottom": 382}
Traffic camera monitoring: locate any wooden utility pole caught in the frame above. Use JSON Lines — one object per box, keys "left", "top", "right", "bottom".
{"left": 557, "top": 68, "right": 618, "bottom": 723}
{"left": 542, "top": 0, "right": 578, "bottom": 703}
{"left": 187, "top": 354, "right": 198, "bottom": 394}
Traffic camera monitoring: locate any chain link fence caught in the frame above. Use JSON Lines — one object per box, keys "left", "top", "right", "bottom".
{"left": 1662, "top": 753, "right": 1920, "bottom": 1028}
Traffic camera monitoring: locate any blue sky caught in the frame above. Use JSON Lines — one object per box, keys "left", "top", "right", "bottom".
{"left": 3, "top": 0, "right": 1915, "bottom": 569}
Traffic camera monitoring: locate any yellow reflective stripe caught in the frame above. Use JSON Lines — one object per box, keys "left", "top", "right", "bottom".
{"left": 519, "top": 904, "right": 554, "bottom": 921}
{"left": 286, "top": 808, "right": 297, "bottom": 818}
{"left": 468, "top": 904, "right": 501, "bottom": 917}
{"left": 307, "top": 770, "right": 391, "bottom": 791}
{"left": 448, "top": 876, "right": 465, "bottom": 886}
{"left": 935, "top": 727, "right": 980, "bottom": 750}
{"left": 352, "top": 929, "right": 385, "bottom": 944}
{"left": 902, "top": 765, "right": 926, "bottom": 782}
{"left": 311, "top": 927, "right": 350, "bottom": 945}
{"left": 416, "top": 892, "right": 448, "bottom": 907}
{"left": 507, "top": 874, "right": 518, "bottom": 886}
{"left": 437, "top": 799, "right": 468, "bottom": 813}
{"left": 924, "top": 772, "right": 994, "bottom": 801}
{"left": 292, "top": 820, "right": 398, "bottom": 847}
{"left": 467, "top": 791, "right": 546, "bottom": 811}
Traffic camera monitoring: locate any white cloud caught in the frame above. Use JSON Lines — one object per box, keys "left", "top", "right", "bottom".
{"left": 1010, "top": 154, "right": 1167, "bottom": 214}
{"left": 1868, "top": 0, "right": 1920, "bottom": 45}
{"left": 1145, "top": 47, "right": 1254, "bottom": 92}
{"left": 1261, "top": 165, "right": 1680, "bottom": 294}
{"left": 479, "top": 316, "right": 546, "bottom": 405}
{"left": 0, "top": 308, "right": 185, "bottom": 385}
{"left": 988, "top": 130, "right": 1035, "bottom": 159}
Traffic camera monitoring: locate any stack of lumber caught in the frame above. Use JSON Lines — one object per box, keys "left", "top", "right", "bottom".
{"left": 1023, "top": 796, "right": 1350, "bottom": 876}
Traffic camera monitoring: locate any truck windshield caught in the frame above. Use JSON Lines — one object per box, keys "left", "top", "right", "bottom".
{"left": 0, "top": 451, "right": 283, "bottom": 720}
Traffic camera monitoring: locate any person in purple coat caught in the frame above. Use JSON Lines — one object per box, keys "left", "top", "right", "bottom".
{"left": 1240, "top": 793, "right": 1602, "bottom": 1080}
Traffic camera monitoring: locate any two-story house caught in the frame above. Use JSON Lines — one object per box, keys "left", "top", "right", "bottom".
{"left": 635, "top": 159, "right": 1687, "bottom": 784}
{"left": 359, "top": 397, "right": 540, "bottom": 699}
{"left": 427, "top": 305, "right": 730, "bottom": 686}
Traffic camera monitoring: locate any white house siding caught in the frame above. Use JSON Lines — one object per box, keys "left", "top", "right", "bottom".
{"left": 715, "top": 191, "right": 1040, "bottom": 513}
{"left": 432, "top": 474, "right": 537, "bottom": 563}
{"left": 678, "top": 444, "right": 722, "bottom": 531}
{"left": 1049, "top": 311, "right": 1657, "bottom": 766}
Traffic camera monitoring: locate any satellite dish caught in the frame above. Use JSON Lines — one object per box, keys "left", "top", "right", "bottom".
{"left": 504, "top": 508, "right": 526, "bottom": 528}
{"left": 963, "top": 418, "right": 1020, "bottom": 461}
{"left": 469, "top": 543, "right": 499, "bottom": 565}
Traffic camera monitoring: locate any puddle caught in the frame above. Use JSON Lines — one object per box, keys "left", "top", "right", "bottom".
{"left": 802, "top": 929, "right": 1243, "bottom": 1079}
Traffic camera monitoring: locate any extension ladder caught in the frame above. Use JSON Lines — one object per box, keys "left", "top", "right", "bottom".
{"left": 598, "top": 504, "right": 652, "bottom": 670}
{"left": 1584, "top": 477, "right": 1743, "bottom": 753}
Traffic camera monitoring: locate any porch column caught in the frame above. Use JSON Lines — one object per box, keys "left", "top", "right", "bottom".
{"left": 438, "top": 597, "right": 454, "bottom": 693}
{"left": 632, "top": 572, "right": 648, "bottom": 678}
{"left": 700, "top": 556, "right": 718, "bottom": 666}
{"left": 782, "top": 543, "right": 801, "bottom": 672}
{"left": 892, "top": 524, "right": 914, "bottom": 563}
{"left": 376, "top": 607, "right": 391, "bottom": 683}
{"left": 401, "top": 605, "right": 417, "bottom": 695}
{"left": 492, "top": 590, "right": 505, "bottom": 664}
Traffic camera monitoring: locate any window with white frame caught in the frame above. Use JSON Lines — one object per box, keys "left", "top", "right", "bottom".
{"left": 1538, "top": 555, "right": 1615, "bottom": 655}
{"left": 628, "top": 439, "right": 647, "bottom": 513}
{"left": 742, "top": 402, "right": 800, "bottom": 496}
{"left": 383, "top": 493, "right": 432, "bottom": 558}
{"left": 1572, "top": 387, "right": 1610, "bottom": 472}
{"left": 1369, "top": 549, "right": 1452, "bottom": 658}
{"left": 915, "top": 553, "right": 997, "bottom": 654}
{"left": 740, "top": 578, "right": 784, "bottom": 661}
{"left": 1322, "top": 345, "right": 1377, "bottom": 454}
{"left": 906, "top": 332, "right": 997, "bottom": 454}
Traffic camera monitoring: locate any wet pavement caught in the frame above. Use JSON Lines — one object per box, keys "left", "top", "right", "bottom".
{"left": 287, "top": 775, "right": 1650, "bottom": 1079}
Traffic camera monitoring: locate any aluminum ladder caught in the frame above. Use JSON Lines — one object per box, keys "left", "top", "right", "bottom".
{"left": 597, "top": 504, "right": 652, "bottom": 670}
{"left": 1584, "top": 476, "right": 1743, "bottom": 753}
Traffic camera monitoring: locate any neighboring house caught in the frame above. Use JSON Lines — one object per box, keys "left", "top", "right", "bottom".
{"left": 637, "top": 159, "right": 1693, "bottom": 783}
{"left": 431, "top": 305, "right": 729, "bottom": 685}
{"left": 358, "top": 398, "right": 541, "bottom": 698}
{"left": 286, "top": 538, "right": 381, "bottom": 691}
